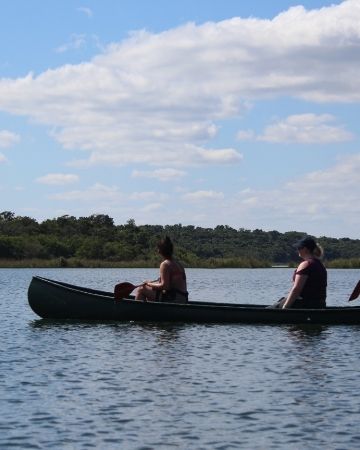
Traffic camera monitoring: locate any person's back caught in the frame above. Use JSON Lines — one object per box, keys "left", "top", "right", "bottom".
{"left": 165, "top": 259, "right": 187, "bottom": 293}
{"left": 295, "top": 258, "right": 327, "bottom": 308}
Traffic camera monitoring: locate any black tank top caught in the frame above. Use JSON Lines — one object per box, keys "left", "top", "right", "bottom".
{"left": 294, "top": 258, "right": 327, "bottom": 307}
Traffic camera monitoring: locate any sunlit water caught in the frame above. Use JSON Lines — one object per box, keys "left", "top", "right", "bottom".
{"left": 1, "top": 268, "right": 360, "bottom": 449}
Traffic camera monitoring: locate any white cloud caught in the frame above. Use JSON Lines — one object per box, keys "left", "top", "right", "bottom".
{"left": 157, "top": 153, "right": 359, "bottom": 237}
{"left": 132, "top": 168, "right": 186, "bottom": 182}
{"left": 197, "top": 148, "right": 243, "bottom": 163}
{"left": 285, "top": 153, "right": 360, "bottom": 196}
{"left": 49, "top": 183, "right": 123, "bottom": 202}
{"left": 55, "top": 34, "right": 87, "bottom": 53}
{"left": 0, "top": 153, "right": 7, "bottom": 163}
{"left": 141, "top": 203, "right": 163, "bottom": 212}
{"left": 0, "top": 1, "right": 359, "bottom": 166}
{"left": 36, "top": 173, "right": 79, "bottom": 185}
{"left": 129, "top": 191, "right": 166, "bottom": 201}
{"left": 238, "top": 114, "right": 354, "bottom": 143}
{"left": 182, "top": 190, "right": 224, "bottom": 201}
{"left": 236, "top": 130, "right": 255, "bottom": 141}
{"left": 28, "top": 154, "right": 360, "bottom": 238}
{"left": 232, "top": 153, "right": 360, "bottom": 236}
{"left": 0, "top": 130, "right": 20, "bottom": 148}
{"left": 77, "top": 7, "right": 93, "bottom": 18}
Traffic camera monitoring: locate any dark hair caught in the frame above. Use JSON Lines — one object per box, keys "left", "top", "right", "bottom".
{"left": 295, "top": 236, "right": 324, "bottom": 258}
{"left": 157, "top": 236, "right": 173, "bottom": 258}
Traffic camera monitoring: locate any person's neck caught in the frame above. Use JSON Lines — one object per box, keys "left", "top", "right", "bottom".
{"left": 303, "top": 253, "right": 314, "bottom": 261}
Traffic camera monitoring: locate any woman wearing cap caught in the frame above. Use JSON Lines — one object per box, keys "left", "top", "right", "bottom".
{"left": 282, "top": 236, "right": 327, "bottom": 309}
{"left": 135, "top": 236, "right": 188, "bottom": 303}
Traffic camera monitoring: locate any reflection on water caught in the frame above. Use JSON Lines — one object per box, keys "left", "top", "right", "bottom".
{"left": 286, "top": 323, "right": 329, "bottom": 340}
{"left": 132, "top": 323, "right": 184, "bottom": 344}
{"left": 1, "top": 268, "right": 360, "bottom": 449}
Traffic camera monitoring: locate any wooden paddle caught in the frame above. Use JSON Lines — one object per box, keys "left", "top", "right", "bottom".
{"left": 114, "top": 282, "right": 140, "bottom": 300}
{"left": 114, "top": 279, "right": 159, "bottom": 300}
{"left": 348, "top": 280, "right": 360, "bottom": 302}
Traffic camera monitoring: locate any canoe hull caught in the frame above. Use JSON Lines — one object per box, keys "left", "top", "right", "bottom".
{"left": 28, "top": 276, "right": 360, "bottom": 324}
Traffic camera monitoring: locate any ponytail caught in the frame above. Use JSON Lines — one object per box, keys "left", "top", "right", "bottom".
{"left": 313, "top": 243, "right": 324, "bottom": 259}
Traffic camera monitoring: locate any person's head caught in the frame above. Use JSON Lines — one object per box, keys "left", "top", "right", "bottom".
{"left": 295, "top": 236, "right": 324, "bottom": 258}
{"left": 157, "top": 236, "right": 174, "bottom": 259}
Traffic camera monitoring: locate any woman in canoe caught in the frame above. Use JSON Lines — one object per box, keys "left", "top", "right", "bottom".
{"left": 281, "top": 236, "right": 327, "bottom": 309}
{"left": 135, "top": 236, "right": 188, "bottom": 303}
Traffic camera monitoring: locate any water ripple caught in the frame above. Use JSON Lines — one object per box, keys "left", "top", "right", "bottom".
{"left": 1, "top": 268, "right": 360, "bottom": 449}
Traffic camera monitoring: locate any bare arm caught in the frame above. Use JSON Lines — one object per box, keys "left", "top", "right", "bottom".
{"left": 282, "top": 262, "right": 308, "bottom": 309}
{"left": 144, "top": 261, "right": 170, "bottom": 290}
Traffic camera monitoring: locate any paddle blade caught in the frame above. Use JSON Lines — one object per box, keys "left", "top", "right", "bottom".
{"left": 349, "top": 280, "right": 360, "bottom": 302}
{"left": 114, "top": 282, "right": 137, "bottom": 300}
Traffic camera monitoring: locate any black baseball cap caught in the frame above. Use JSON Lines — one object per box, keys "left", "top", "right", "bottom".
{"left": 294, "top": 236, "right": 316, "bottom": 251}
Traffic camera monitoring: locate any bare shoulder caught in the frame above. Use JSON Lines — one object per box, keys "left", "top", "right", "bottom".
{"left": 297, "top": 260, "right": 310, "bottom": 271}
{"left": 160, "top": 259, "right": 171, "bottom": 269}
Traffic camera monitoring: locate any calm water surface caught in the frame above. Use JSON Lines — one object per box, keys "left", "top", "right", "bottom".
{"left": 1, "top": 268, "right": 360, "bottom": 449}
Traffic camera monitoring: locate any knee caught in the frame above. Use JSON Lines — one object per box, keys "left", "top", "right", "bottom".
{"left": 137, "top": 286, "right": 144, "bottom": 294}
{"left": 135, "top": 286, "right": 145, "bottom": 299}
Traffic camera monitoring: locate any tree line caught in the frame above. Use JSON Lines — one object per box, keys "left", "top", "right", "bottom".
{"left": 0, "top": 211, "right": 359, "bottom": 268}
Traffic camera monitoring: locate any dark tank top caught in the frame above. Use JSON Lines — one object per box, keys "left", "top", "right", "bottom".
{"left": 293, "top": 258, "right": 327, "bottom": 308}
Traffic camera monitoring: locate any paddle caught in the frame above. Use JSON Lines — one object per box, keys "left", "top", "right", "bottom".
{"left": 348, "top": 280, "right": 360, "bottom": 302}
{"left": 114, "top": 282, "right": 140, "bottom": 300}
{"left": 114, "top": 279, "right": 159, "bottom": 300}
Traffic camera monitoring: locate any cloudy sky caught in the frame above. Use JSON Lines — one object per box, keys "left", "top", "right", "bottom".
{"left": 0, "top": 0, "right": 359, "bottom": 238}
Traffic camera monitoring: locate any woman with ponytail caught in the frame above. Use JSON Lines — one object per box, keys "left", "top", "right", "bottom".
{"left": 282, "top": 236, "right": 327, "bottom": 309}
{"left": 135, "top": 236, "right": 188, "bottom": 303}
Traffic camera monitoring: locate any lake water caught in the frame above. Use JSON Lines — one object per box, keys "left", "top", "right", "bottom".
{"left": 1, "top": 267, "right": 360, "bottom": 449}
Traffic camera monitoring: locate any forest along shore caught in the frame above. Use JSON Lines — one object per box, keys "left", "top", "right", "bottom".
{"left": 0, "top": 212, "right": 359, "bottom": 269}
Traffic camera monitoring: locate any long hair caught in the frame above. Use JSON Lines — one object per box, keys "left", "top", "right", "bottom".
{"left": 157, "top": 236, "right": 173, "bottom": 258}
{"left": 313, "top": 243, "right": 324, "bottom": 259}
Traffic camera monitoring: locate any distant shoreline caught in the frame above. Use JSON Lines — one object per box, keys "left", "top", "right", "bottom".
{"left": 0, "top": 258, "right": 271, "bottom": 269}
{"left": 0, "top": 258, "right": 359, "bottom": 269}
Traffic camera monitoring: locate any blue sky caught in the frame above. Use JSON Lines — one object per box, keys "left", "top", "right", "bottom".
{"left": 0, "top": 0, "right": 359, "bottom": 238}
